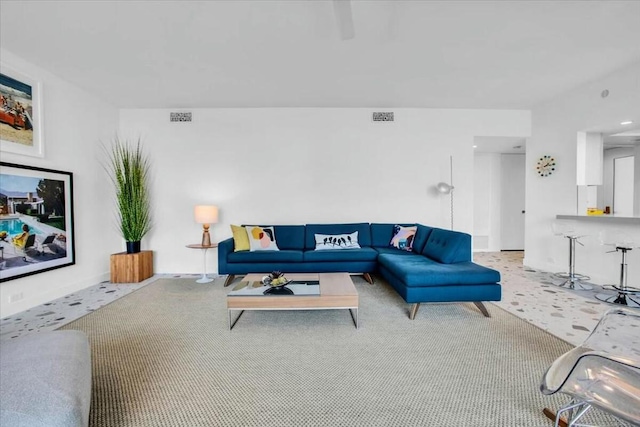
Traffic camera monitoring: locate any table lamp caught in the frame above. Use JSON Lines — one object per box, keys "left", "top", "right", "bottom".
{"left": 194, "top": 205, "right": 218, "bottom": 247}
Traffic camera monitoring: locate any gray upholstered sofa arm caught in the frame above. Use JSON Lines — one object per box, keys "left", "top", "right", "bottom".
{"left": 0, "top": 330, "right": 92, "bottom": 427}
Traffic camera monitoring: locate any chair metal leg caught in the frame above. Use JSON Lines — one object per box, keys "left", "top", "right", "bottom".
{"left": 542, "top": 408, "right": 568, "bottom": 427}
{"left": 555, "top": 236, "right": 592, "bottom": 290}
{"left": 556, "top": 274, "right": 592, "bottom": 290}
{"left": 554, "top": 399, "right": 592, "bottom": 427}
{"left": 596, "top": 247, "right": 640, "bottom": 308}
{"left": 596, "top": 292, "right": 640, "bottom": 308}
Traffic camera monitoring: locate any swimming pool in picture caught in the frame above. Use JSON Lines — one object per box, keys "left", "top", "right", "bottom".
{"left": 0, "top": 217, "right": 63, "bottom": 238}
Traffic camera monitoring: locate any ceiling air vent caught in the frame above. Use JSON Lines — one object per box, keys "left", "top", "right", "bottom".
{"left": 170, "top": 112, "right": 192, "bottom": 122}
{"left": 372, "top": 112, "right": 394, "bottom": 122}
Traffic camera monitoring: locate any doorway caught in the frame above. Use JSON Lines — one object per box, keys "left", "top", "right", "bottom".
{"left": 613, "top": 156, "right": 634, "bottom": 216}
{"left": 473, "top": 137, "right": 526, "bottom": 252}
{"left": 500, "top": 154, "right": 525, "bottom": 250}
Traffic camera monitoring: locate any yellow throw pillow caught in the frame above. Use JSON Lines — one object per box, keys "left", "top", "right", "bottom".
{"left": 230, "top": 225, "right": 250, "bottom": 252}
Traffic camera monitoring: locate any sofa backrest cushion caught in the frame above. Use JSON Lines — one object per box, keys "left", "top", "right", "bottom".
{"left": 421, "top": 228, "right": 471, "bottom": 264}
{"left": 245, "top": 225, "right": 305, "bottom": 250}
{"left": 413, "top": 224, "right": 434, "bottom": 254}
{"left": 371, "top": 223, "right": 406, "bottom": 247}
{"left": 305, "top": 223, "right": 372, "bottom": 250}
{"left": 371, "top": 223, "right": 433, "bottom": 254}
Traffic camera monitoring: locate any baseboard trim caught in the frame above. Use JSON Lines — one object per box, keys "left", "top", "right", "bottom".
{"left": 1, "top": 271, "right": 110, "bottom": 318}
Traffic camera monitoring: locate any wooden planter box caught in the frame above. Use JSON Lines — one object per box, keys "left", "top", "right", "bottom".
{"left": 110, "top": 250, "right": 153, "bottom": 283}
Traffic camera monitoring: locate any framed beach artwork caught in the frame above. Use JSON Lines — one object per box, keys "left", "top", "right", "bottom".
{"left": 0, "top": 162, "right": 75, "bottom": 282}
{"left": 0, "top": 64, "right": 44, "bottom": 158}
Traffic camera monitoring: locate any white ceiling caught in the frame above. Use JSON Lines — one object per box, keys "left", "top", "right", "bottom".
{"left": 604, "top": 127, "right": 640, "bottom": 149}
{"left": 1, "top": 0, "right": 640, "bottom": 109}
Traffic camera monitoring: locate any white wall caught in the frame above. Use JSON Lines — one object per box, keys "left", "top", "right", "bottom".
{"left": 0, "top": 49, "right": 120, "bottom": 317}
{"left": 473, "top": 152, "right": 501, "bottom": 251}
{"left": 526, "top": 60, "right": 640, "bottom": 284}
{"left": 120, "top": 108, "right": 530, "bottom": 274}
{"left": 635, "top": 144, "right": 640, "bottom": 216}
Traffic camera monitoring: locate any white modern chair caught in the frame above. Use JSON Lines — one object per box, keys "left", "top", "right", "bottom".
{"left": 552, "top": 221, "right": 592, "bottom": 290}
{"left": 595, "top": 230, "right": 639, "bottom": 308}
{"left": 541, "top": 307, "right": 640, "bottom": 427}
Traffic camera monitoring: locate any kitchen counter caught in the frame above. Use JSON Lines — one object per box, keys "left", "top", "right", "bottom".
{"left": 556, "top": 214, "right": 640, "bottom": 224}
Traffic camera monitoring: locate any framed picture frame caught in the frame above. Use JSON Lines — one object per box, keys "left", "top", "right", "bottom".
{"left": 0, "top": 64, "right": 44, "bottom": 158}
{"left": 0, "top": 162, "right": 75, "bottom": 282}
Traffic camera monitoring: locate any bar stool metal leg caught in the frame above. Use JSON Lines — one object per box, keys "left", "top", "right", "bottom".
{"left": 596, "top": 247, "right": 640, "bottom": 308}
{"left": 555, "top": 236, "right": 592, "bottom": 290}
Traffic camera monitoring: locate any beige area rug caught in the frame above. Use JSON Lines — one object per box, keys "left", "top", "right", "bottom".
{"left": 62, "top": 276, "right": 579, "bottom": 427}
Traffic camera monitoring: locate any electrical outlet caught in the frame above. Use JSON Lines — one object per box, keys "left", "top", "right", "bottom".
{"left": 9, "top": 292, "right": 23, "bottom": 303}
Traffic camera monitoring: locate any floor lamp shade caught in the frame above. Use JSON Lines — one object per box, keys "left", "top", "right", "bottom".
{"left": 437, "top": 155, "right": 455, "bottom": 230}
{"left": 195, "top": 205, "right": 218, "bottom": 247}
{"left": 436, "top": 182, "right": 454, "bottom": 194}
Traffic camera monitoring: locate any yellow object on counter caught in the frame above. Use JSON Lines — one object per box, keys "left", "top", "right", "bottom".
{"left": 586, "top": 208, "right": 604, "bottom": 216}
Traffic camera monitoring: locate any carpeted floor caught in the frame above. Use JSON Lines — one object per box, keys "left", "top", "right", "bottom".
{"left": 61, "top": 276, "right": 599, "bottom": 426}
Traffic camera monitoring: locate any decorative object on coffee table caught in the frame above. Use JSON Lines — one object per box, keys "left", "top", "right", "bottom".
{"left": 194, "top": 205, "right": 218, "bottom": 247}
{"left": 104, "top": 136, "right": 152, "bottom": 254}
{"left": 262, "top": 271, "right": 293, "bottom": 295}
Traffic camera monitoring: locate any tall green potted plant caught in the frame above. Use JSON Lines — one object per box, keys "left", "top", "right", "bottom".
{"left": 105, "top": 137, "right": 152, "bottom": 254}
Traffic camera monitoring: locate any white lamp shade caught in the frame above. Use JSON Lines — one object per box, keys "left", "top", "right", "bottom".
{"left": 436, "top": 182, "right": 454, "bottom": 194}
{"left": 194, "top": 205, "right": 219, "bottom": 224}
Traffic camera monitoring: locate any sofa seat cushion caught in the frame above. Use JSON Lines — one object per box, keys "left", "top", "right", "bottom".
{"left": 378, "top": 253, "right": 500, "bottom": 287}
{"left": 304, "top": 247, "right": 378, "bottom": 262}
{"left": 228, "top": 250, "right": 303, "bottom": 263}
{"left": 374, "top": 247, "right": 418, "bottom": 256}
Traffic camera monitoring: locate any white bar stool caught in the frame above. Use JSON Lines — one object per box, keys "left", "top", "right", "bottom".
{"left": 595, "top": 231, "right": 640, "bottom": 308}
{"left": 552, "top": 221, "right": 592, "bottom": 290}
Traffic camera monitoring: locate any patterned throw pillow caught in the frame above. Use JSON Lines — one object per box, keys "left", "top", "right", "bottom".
{"left": 315, "top": 232, "right": 361, "bottom": 250}
{"left": 390, "top": 225, "right": 417, "bottom": 252}
{"left": 246, "top": 226, "right": 280, "bottom": 251}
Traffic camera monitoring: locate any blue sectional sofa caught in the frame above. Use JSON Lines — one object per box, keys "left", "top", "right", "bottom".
{"left": 218, "top": 223, "right": 501, "bottom": 319}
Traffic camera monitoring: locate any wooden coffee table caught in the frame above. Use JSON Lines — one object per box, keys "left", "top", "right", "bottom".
{"left": 227, "top": 273, "right": 358, "bottom": 330}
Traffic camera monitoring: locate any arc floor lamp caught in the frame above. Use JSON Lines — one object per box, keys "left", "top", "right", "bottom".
{"left": 436, "top": 155, "right": 454, "bottom": 230}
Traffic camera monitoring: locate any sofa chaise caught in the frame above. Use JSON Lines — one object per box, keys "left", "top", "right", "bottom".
{"left": 219, "top": 223, "right": 501, "bottom": 319}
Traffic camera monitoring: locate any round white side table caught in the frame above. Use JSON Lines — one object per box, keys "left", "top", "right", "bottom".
{"left": 186, "top": 243, "right": 218, "bottom": 283}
